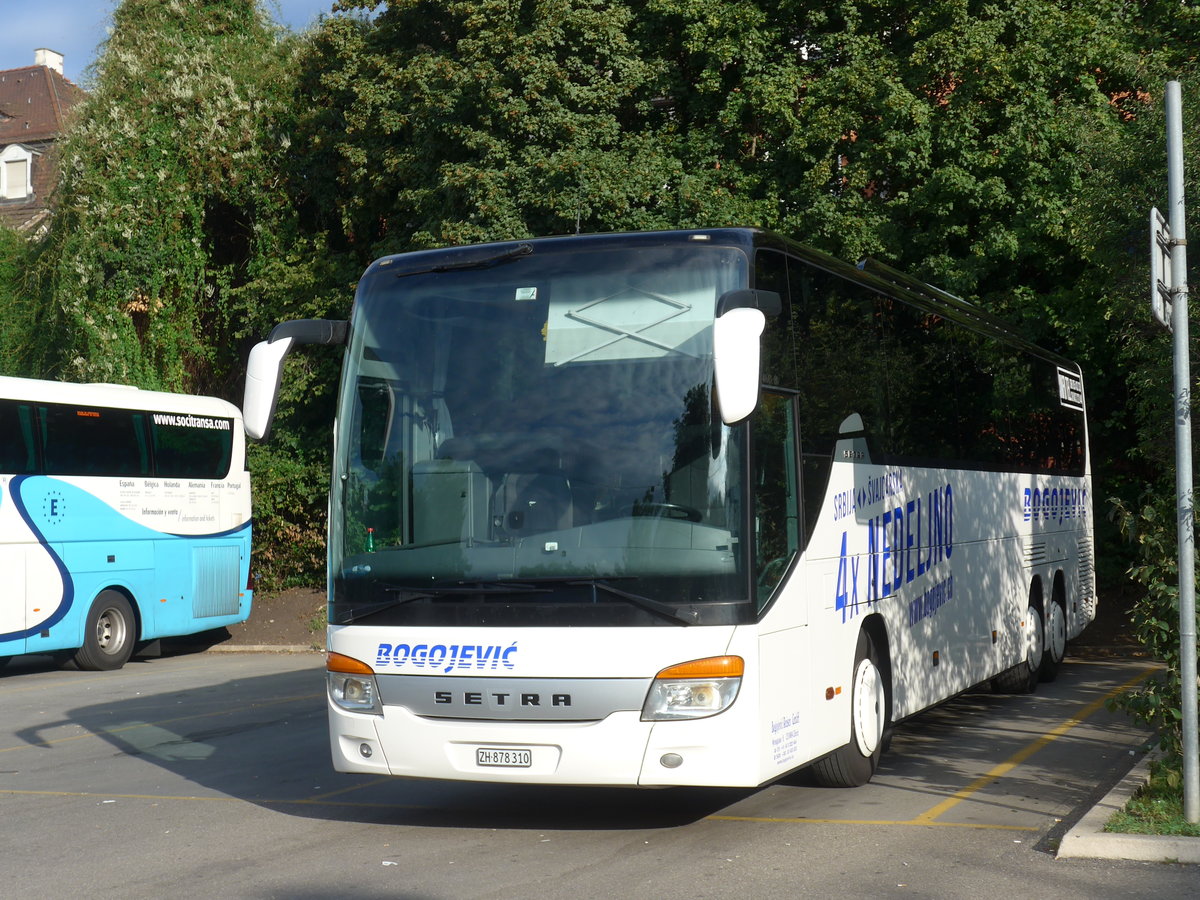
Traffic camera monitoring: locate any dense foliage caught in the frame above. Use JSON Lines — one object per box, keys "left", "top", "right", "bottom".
{"left": 0, "top": 0, "right": 1198, "bottom": 717}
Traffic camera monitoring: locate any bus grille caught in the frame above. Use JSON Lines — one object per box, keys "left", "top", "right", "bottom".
{"left": 1078, "top": 536, "right": 1096, "bottom": 617}
{"left": 1077, "top": 537, "right": 1094, "bottom": 591}
{"left": 192, "top": 545, "right": 241, "bottom": 618}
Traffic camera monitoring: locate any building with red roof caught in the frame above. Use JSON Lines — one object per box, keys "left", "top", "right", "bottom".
{"left": 0, "top": 49, "right": 85, "bottom": 233}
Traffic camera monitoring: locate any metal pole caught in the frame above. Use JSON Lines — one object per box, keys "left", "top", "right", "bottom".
{"left": 1166, "top": 79, "right": 1200, "bottom": 824}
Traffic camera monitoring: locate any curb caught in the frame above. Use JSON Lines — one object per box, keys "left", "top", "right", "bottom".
{"left": 205, "top": 644, "right": 321, "bottom": 654}
{"left": 1058, "top": 751, "right": 1200, "bottom": 863}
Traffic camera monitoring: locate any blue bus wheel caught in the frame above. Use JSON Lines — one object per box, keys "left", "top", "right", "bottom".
{"left": 74, "top": 591, "right": 135, "bottom": 671}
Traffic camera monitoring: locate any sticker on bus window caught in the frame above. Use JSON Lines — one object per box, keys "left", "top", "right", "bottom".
{"left": 1056, "top": 367, "right": 1084, "bottom": 410}
{"left": 515, "top": 287, "right": 538, "bottom": 301}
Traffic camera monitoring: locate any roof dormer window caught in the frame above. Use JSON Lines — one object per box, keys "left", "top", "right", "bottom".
{"left": 1, "top": 145, "right": 33, "bottom": 200}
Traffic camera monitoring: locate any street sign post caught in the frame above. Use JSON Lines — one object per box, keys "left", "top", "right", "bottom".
{"left": 1153, "top": 80, "right": 1199, "bottom": 824}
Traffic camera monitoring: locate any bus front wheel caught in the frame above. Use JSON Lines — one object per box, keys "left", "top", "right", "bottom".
{"left": 811, "top": 631, "right": 887, "bottom": 788}
{"left": 74, "top": 591, "right": 136, "bottom": 671}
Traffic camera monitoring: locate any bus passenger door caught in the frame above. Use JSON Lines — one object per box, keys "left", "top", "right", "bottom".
{"left": 2, "top": 539, "right": 68, "bottom": 655}
{"left": 752, "top": 390, "right": 801, "bottom": 617}
{"left": 0, "top": 545, "right": 27, "bottom": 653}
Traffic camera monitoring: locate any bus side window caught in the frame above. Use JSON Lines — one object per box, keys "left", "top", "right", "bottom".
{"left": 787, "top": 259, "right": 886, "bottom": 542}
{"left": 0, "top": 400, "right": 37, "bottom": 474}
{"left": 354, "top": 379, "right": 394, "bottom": 475}
{"left": 752, "top": 391, "right": 800, "bottom": 609}
{"left": 41, "top": 404, "right": 150, "bottom": 476}
{"left": 151, "top": 413, "right": 234, "bottom": 478}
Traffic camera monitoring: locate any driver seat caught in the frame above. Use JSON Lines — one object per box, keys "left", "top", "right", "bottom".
{"left": 494, "top": 473, "right": 573, "bottom": 536}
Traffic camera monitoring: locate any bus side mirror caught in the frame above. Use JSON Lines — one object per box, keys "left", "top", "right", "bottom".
{"left": 243, "top": 337, "right": 294, "bottom": 441}
{"left": 243, "top": 319, "right": 349, "bottom": 441}
{"left": 712, "top": 289, "right": 779, "bottom": 425}
{"left": 712, "top": 306, "right": 766, "bottom": 425}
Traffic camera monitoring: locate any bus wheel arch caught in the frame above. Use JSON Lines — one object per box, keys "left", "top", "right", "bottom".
{"left": 860, "top": 615, "right": 893, "bottom": 733}
{"left": 1040, "top": 571, "right": 1068, "bottom": 682}
{"left": 73, "top": 588, "right": 138, "bottom": 671}
{"left": 810, "top": 624, "right": 890, "bottom": 788}
{"left": 994, "top": 578, "right": 1045, "bottom": 693}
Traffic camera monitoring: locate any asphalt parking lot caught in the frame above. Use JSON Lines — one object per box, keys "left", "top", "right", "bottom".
{"left": 2, "top": 651, "right": 1196, "bottom": 899}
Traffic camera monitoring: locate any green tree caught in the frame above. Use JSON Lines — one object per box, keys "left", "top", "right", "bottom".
{"left": 32, "top": 0, "right": 299, "bottom": 394}
{"left": 643, "top": 1, "right": 1145, "bottom": 300}
{"left": 20, "top": 0, "right": 349, "bottom": 589}
{"left": 0, "top": 227, "right": 42, "bottom": 374}
{"left": 300, "top": 0, "right": 683, "bottom": 258}
{"left": 1077, "top": 76, "right": 1200, "bottom": 765}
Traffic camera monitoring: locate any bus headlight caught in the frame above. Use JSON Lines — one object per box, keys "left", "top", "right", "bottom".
{"left": 641, "top": 656, "right": 743, "bottom": 721}
{"left": 327, "top": 652, "right": 382, "bottom": 715}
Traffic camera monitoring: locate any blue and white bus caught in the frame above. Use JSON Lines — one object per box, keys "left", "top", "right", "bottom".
{"left": 244, "top": 228, "right": 1094, "bottom": 787}
{"left": 0, "top": 376, "right": 253, "bottom": 671}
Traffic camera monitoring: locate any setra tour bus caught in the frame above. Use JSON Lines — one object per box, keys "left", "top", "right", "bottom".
{"left": 0, "top": 377, "right": 253, "bottom": 671}
{"left": 243, "top": 228, "right": 1094, "bottom": 787}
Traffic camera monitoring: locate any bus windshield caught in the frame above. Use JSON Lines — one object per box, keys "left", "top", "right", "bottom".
{"left": 331, "top": 239, "right": 751, "bottom": 627}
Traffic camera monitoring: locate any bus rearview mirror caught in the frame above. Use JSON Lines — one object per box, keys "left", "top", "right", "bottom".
{"left": 243, "top": 336, "right": 294, "bottom": 441}
{"left": 713, "top": 306, "right": 766, "bottom": 425}
{"left": 243, "top": 318, "right": 350, "bottom": 441}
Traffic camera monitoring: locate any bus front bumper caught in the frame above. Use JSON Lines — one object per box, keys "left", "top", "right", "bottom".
{"left": 328, "top": 702, "right": 761, "bottom": 787}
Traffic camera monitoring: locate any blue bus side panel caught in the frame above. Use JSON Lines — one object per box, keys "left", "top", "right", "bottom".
{"left": 1, "top": 476, "right": 252, "bottom": 657}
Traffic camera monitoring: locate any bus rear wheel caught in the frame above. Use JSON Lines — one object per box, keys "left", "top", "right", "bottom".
{"left": 1040, "top": 589, "right": 1068, "bottom": 683}
{"left": 1041, "top": 578, "right": 1070, "bottom": 681}
{"left": 811, "top": 631, "right": 887, "bottom": 788}
{"left": 994, "top": 595, "right": 1044, "bottom": 693}
{"left": 74, "top": 591, "right": 136, "bottom": 671}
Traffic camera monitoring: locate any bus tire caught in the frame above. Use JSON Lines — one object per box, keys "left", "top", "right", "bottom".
{"left": 994, "top": 591, "right": 1044, "bottom": 693}
{"left": 1040, "top": 581, "right": 1068, "bottom": 683}
{"left": 74, "top": 591, "right": 136, "bottom": 671}
{"left": 811, "top": 631, "right": 887, "bottom": 788}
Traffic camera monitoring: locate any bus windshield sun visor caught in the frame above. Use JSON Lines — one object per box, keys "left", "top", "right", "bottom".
{"left": 398, "top": 242, "right": 535, "bottom": 277}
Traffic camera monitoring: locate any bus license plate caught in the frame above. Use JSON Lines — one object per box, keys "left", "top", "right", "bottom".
{"left": 476, "top": 747, "right": 532, "bottom": 768}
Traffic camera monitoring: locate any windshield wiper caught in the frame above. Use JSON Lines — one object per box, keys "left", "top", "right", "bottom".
{"left": 396, "top": 242, "right": 534, "bottom": 277}
{"left": 505, "top": 576, "right": 698, "bottom": 625}
{"left": 570, "top": 578, "right": 700, "bottom": 625}
{"left": 381, "top": 581, "right": 554, "bottom": 597}
{"left": 340, "top": 577, "right": 696, "bottom": 625}
{"left": 341, "top": 580, "right": 553, "bottom": 623}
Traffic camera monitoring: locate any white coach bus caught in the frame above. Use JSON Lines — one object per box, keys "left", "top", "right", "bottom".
{"left": 243, "top": 228, "right": 1094, "bottom": 787}
{"left": 0, "top": 377, "right": 253, "bottom": 671}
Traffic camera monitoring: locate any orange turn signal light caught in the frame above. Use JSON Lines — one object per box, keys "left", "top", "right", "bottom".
{"left": 655, "top": 656, "right": 744, "bottom": 680}
{"left": 326, "top": 651, "right": 374, "bottom": 675}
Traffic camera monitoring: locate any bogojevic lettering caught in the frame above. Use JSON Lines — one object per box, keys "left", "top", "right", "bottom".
{"left": 375, "top": 642, "right": 518, "bottom": 673}
{"left": 1022, "top": 486, "right": 1088, "bottom": 525}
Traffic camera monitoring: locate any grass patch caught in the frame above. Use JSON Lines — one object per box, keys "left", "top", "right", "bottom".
{"left": 307, "top": 605, "right": 328, "bottom": 634}
{"left": 1106, "top": 758, "right": 1200, "bottom": 837}
{"left": 306, "top": 605, "right": 328, "bottom": 652}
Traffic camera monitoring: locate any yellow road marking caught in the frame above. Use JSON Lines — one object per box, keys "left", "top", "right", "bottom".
{"left": 307, "top": 776, "right": 396, "bottom": 801}
{"left": 707, "top": 814, "right": 1035, "bottom": 831}
{"left": 909, "top": 664, "right": 1157, "bottom": 826}
{"left": 709, "top": 663, "right": 1159, "bottom": 831}
{"left": 1, "top": 662, "right": 1160, "bottom": 828}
